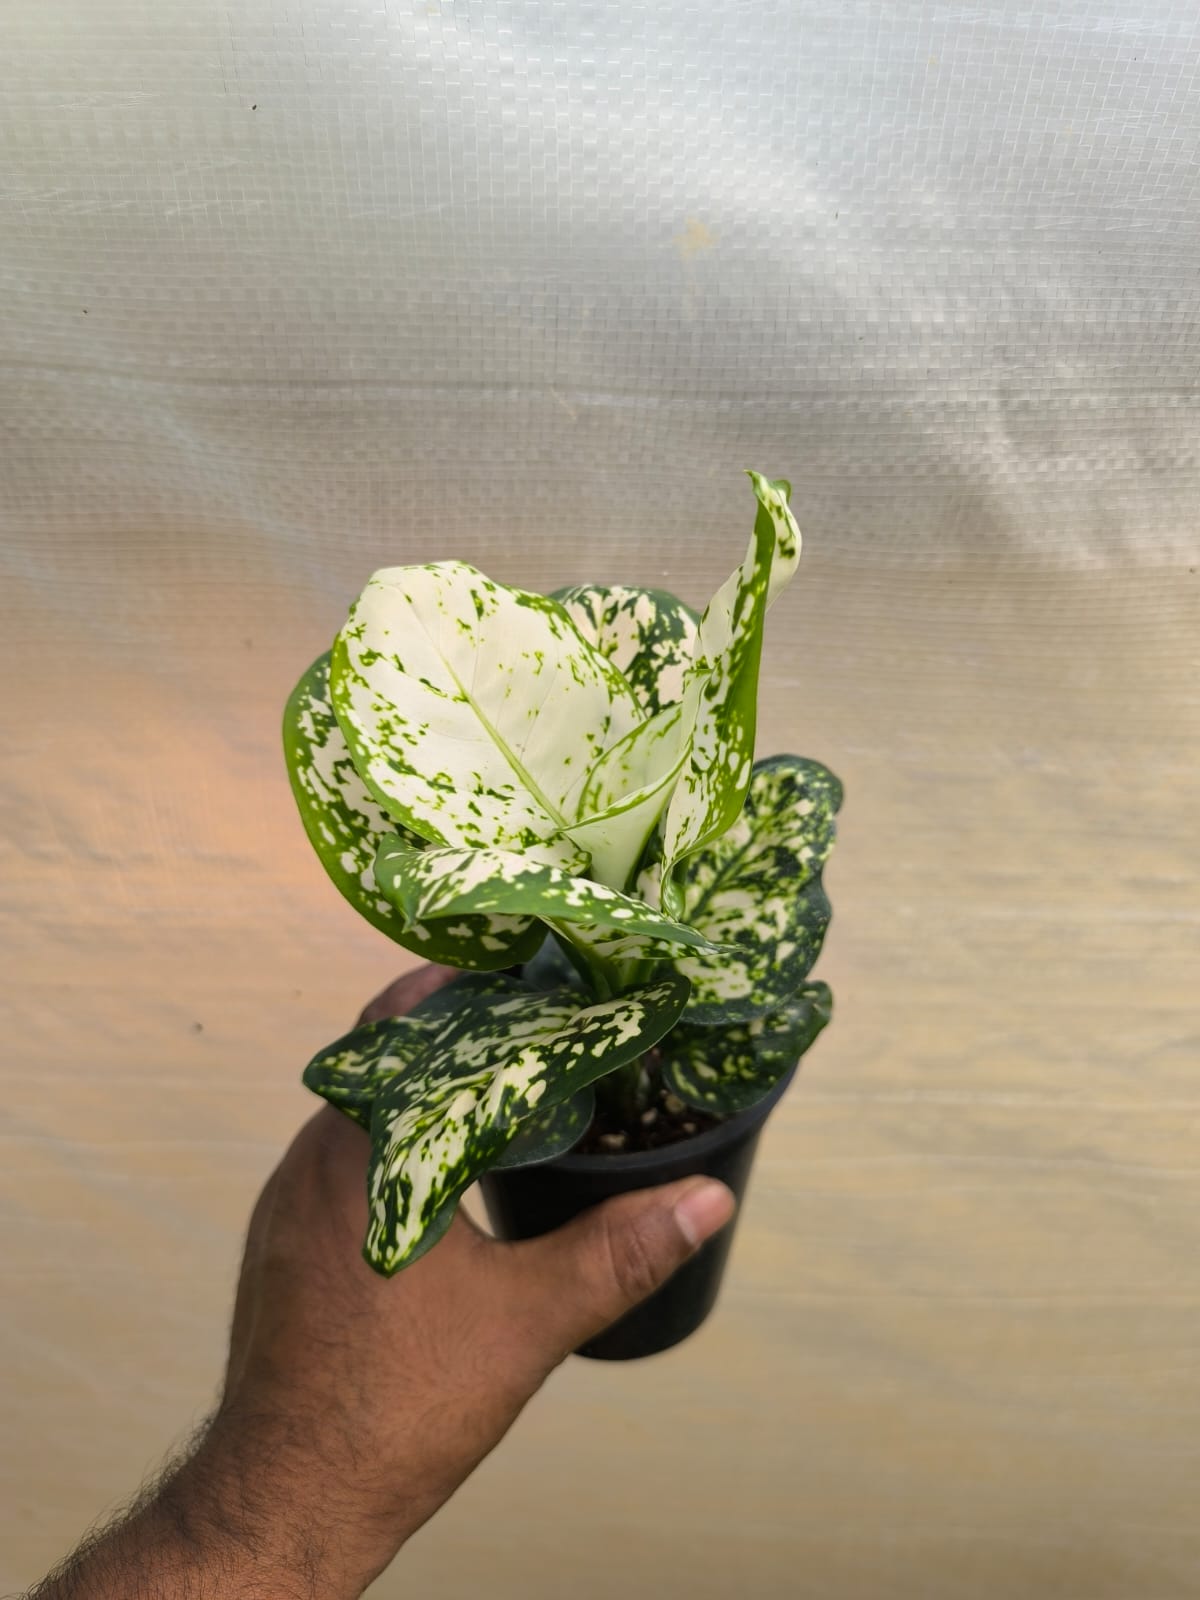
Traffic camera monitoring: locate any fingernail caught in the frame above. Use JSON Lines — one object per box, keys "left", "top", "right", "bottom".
{"left": 673, "top": 1180, "right": 736, "bottom": 1249}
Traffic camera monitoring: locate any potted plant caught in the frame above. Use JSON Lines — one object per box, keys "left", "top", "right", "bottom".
{"left": 283, "top": 471, "right": 841, "bottom": 1359}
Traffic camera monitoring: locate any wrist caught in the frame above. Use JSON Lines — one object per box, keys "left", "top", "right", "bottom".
{"left": 166, "top": 1416, "right": 368, "bottom": 1600}
{"left": 28, "top": 1426, "right": 352, "bottom": 1600}
{"left": 188, "top": 1402, "right": 427, "bottom": 1600}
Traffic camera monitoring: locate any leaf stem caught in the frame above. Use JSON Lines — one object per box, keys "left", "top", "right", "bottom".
{"left": 595, "top": 1059, "right": 645, "bottom": 1124}
{"left": 595, "top": 1048, "right": 661, "bottom": 1126}
{"left": 545, "top": 923, "right": 621, "bottom": 1001}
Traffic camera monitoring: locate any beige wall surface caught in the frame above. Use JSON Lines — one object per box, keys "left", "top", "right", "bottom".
{"left": 2, "top": 4, "right": 1198, "bottom": 1596}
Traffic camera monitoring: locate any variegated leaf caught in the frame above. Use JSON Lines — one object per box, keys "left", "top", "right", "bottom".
{"left": 661, "top": 982, "right": 833, "bottom": 1113}
{"left": 491, "top": 1088, "right": 594, "bottom": 1169}
{"left": 283, "top": 654, "right": 543, "bottom": 971}
{"left": 365, "top": 972, "right": 690, "bottom": 1274}
{"left": 403, "top": 975, "right": 596, "bottom": 1168}
{"left": 568, "top": 703, "right": 689, "bottom": 890}
{"left": 670, "top": 755, "right": 841, "bottom": 1024}
{"left": 553, "top": 585, "right": 698, "bottom": 715}
{"left": 302, "top": 1013, "right": 432, "bottom": 1129}
{"left": 537, "top": 917, "right": 715, "bottom": 1005}
{"left": 330, "top": 562, "right": 640, "bottom": 863}
{"left": 564, "top": 488, "right": 797, "bottom": 892}
{"left": 406, "top": 970, "right": 527, "bottom": 1030}
{"left": 661, "top": 473, "right": 801, "bottom": 906}
{"left": 374, "top": 836, "right": 718, "bottom": 955}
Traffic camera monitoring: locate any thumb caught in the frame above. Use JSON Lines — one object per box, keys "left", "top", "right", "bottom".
{"left": 514, "top": 1177, "right": 737, "bottom": 1359}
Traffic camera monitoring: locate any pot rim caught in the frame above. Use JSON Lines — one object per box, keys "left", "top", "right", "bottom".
{"left": 534, "top": 1064, "right": 798, "bottom": 1174}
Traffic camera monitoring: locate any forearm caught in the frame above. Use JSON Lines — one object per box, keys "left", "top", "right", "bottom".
{"left": 26, "top": 986, "right": 735, "bottom": 1599}
{"left": 27, "top": 1421, "right": 368, "bottom": 1600}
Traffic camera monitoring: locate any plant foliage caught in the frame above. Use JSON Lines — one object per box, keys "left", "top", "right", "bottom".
{"left": 284, "top": 472, "right": 840, "bottom": 1272}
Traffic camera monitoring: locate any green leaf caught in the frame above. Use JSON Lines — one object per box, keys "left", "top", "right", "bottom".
{"left": 491, "top": 1088, "right": 594, "bottom": 1169}
{"left": 660, "top": 473, "right": 801, "bottom": 904}
{"left": 553, "top": 585, "right": 699, "bottom": 715}
{"left": 670, "top": 755, "right": 841, "bottom": 1024}
{"left": 521, "top": 933, "right": 586, "bottom": 993}
{"left": 661, "top": 983, "right": 832, "bottom": 1113}
{"left": 364, "top": 972, "right": 691, "bottom": 1274}
{"left": 283, "top": 654, "right": 543, "bottom": 971}
{"left": 302, "top": 1013, "right": 432, "bottom": 1129}
{"left": 329, "top": 562, "right": 641, "bottom": 863}
{"left": 374, "top": 836, "right": 719, "bottom": 955}
{"left": 301, "top": 974, "right": 526, "bottom": 1132}
{"left": 406, "top": 971, "right": 527, "bottom": 1029}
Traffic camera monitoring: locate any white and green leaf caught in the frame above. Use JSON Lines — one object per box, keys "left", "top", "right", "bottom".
{"left": 374, "top": 836, "right": 718, "bottom": 956}
{"left": 404, "top": 971, "right": 528, "bottom": 1033}
{"left": 491, "top": 1088, "right": 595, "bottom": 1169}
{"left": 283, "top": 654, "right": 543, "bottom": 970}
{"left": 567, "top": 703, "right": 689, "bottom": 890}
{"left": 553, "top": 585, "right": 698, "bottom": 715}
{"left": 330, "top": 562, "right": 641, "bottom": 862}
{"left": 302, "top": 1013, "right": 432, "bottom": 1129}
{"left": 283, "top": 653, "right": 423, "bottom": 944}
{"left": 660, "top": 473, "right": 801, "bottom": 907}
{"left": 364, "top": 972, "right": 690, "bottom": 1274}
{"left": 670, "top": 755, "right": 841, "bottom": 1024}
{"left": 660, "top": 982, "right": 832, "bottom": 1114}
{"left": 559, "top": 479, "right": 801, "bottom": 895}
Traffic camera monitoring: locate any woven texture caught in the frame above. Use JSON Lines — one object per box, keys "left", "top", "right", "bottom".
{"left": 3, "top": 3, "right": 1198, "bottom": 1595}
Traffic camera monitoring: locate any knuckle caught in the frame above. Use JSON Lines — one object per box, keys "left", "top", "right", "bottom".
{"left": 602, "top": 1209, "right": 665, "bottom": 1306}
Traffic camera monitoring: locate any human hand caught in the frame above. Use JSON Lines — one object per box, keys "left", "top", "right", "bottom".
{"left": 172, "top": 965, "right": 736, "bottom": 1598}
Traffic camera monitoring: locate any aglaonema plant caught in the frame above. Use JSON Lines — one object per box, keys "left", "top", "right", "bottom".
{"left": 284, "top": 471, "right": 841, "bottom": 1276}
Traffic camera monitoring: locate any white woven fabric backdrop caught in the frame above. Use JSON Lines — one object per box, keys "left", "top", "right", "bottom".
{"left": 3, "top": 3, "right": 1198, "bottom": 1595}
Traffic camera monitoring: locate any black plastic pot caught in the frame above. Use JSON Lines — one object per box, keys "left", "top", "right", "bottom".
{"left": 479, "top": 1068, "right": 796, "bottom": 1361}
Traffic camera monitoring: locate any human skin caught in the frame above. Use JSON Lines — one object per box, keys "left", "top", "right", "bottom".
{"left": 29, "top": 966, "right": 736, "bottom": 1599}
